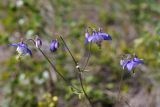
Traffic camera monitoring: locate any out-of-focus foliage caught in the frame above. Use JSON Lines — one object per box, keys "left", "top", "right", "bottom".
{"left": 0, "top": 0, "right": 160, "bottom": 107}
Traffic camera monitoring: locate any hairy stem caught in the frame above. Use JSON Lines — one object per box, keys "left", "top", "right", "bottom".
{"left": 59, "top": 35, "right": 94, "bottom": 107}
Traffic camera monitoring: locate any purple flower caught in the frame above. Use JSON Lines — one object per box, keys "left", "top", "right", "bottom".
{"left": 85, "top": 30, "right": 112, "bottom": 45}
{"left": 8, "top": 42, "right": 32, "bottom": 56}
{"left": 50, "top": 40, "right": 59, "bottom": 52}
{"left": 120, "top": 56, "right": 144, "bottom": 71}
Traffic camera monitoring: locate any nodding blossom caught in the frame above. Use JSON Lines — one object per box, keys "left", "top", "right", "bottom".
{"left": 120, "top": 55, "right": 144, "bottom": 72}
{"left": 35, "top": 36, "right": 42, "bottom": 48}
{"left": 8, "top": 42, "right": 32, "bottom": 56}
{"left": 50, "top": 40, "right": 59, "bottom": 52}
{"left": 85, "top": 28, "right": 112, "bottom": 45}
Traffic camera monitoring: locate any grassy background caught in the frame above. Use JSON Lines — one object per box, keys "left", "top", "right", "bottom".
{"left": 0, "top": 0, "right": 160, "bottom": 107}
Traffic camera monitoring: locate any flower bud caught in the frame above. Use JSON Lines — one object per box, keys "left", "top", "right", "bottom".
{"left": 50, "top": 39, "right": 59, "bottom": 52}
{"left": 35, "top": 36, "right": 42, "bottom": 48}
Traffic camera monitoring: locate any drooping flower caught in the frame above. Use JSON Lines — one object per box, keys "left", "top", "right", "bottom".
{"left": 8, "top": 42, "right": 32, "bottom": 56}
{"left": 35, "top": 36, "right": 42, "bottom": 48}
{"left": 50, "top": 40, "right": 59, "bottom": 52}
{"left": 120, "top": 55, "right": 144, "bottom": 72}
{"left": 85, "top": 28, "right": 112, "bottom": 45}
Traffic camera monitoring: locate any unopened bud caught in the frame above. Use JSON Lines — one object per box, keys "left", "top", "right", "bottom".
{"left": 35, "top": 36, "right": 42, "bottom": 48}
{"left": 50, "top": 39, "right": 59, "bottom": 52}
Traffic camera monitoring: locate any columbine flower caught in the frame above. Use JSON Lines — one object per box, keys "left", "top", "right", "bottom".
{"left": 8, "top": 42, "right": 32, "bottom": 57}
{"left": 50, "top": 40, "right": 59, "bottom": 52}
{"left": 35, "top": 36, "right": 42, "bottom": 48}
{"left": 85, "top": 28, "right": 112, "bottom": 45}
{"left": 120, "top": 55, "right": 144, "bottom": 72}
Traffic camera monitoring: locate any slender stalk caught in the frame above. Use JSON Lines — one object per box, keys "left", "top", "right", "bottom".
{"left": 38, "top": 48, "right": 80, "bottom": 92}
{"left": 59, "top": 36, "right": 77, "bottom": 65}
{"left": 82, "top": 43, "right": 92, "bottom": 72}
{"left": 117, "top": 70, "right": 131, "bottom": 107}
{"left": 117, "top": 70, "right": 124, "bottom": 102}
{"left": 59, "top": 35, "right": 79, "bottom": 76}
{"left": 59, "top": 35, "right": 94, "bottom": 107}
{"left": 78, "top": 72, "right": 94, "bottom": 107}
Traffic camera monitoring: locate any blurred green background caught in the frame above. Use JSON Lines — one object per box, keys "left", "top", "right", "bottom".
{"left": 0, "top": 0, "right": 160, "bottom": 107}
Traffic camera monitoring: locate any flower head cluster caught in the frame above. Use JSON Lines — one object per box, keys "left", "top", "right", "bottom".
{"left": 120, "top": 54, "right": 144, "bottom": 72}
{"left": 8, "top": 41, "right": 32, "bottom": 57}
{"left": 85, "top": 28, "right": 112, "bottom": 46}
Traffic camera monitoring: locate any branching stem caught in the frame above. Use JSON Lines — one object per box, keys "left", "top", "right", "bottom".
{"left": 38, "top": 48, "right": 80, "bottom": 92}
{"left": 59, "top": 35, "right": 94, "bottom": 107}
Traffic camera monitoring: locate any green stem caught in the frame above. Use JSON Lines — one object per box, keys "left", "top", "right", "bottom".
{"left": 82, "top": 43, "right": 92, "bottom": 72}
{"left": 59, "top": 36, "right": 77, "bottom": 65}
{"left": 117, "top": 70, "right": 131, "bottom": 107}
{"left": 78, "top": 72, "right": 94, "bottom": 107}
{"left": 59, "top": 35, "right": 94, "bottom": 107}
{"left": 38, "top": 48, "right": 80, "bottom": 92}
{"left": 117, "top": 70, "right": 124, "bottom": 102}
